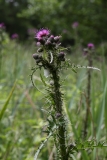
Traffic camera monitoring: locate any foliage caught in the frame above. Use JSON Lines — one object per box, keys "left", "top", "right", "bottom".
{"left": 1, "top": 0, "right": 107, "bottom": 45}
{"left": 31, "top": 29, "right": 106, "bottom": 159}
{"left": 0, "top": 30, "right": 107, "bottom": 159}
{"left": 0, "top": 0, "right": 28, "bottom": 39}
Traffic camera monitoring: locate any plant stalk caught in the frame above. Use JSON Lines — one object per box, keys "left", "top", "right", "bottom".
{"left": 51, "top": 69, "right": 68, "bottom": 160}
{"left": 83, "top": 54, "right": 92, "bottom": 138}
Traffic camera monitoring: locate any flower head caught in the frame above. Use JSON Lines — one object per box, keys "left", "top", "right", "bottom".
{"left": 0, "top": 23, "right": 5, "bottom": 29}
{"left": 72, "top": 22, "right": 79, "bottom": 28}
{"left": 11, "top": 33, "right": 19, "bottom": 39}
{"left": 35, "top": 28, "right": 61, "bottom": 50}
{"left": 35, "top": 29, "right": 50, "bottom": 40}
{"left": 87, "top": 43, "right": 94, "bottom": 49}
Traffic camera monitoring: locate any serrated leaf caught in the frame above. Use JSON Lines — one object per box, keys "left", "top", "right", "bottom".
{"left": 34, "top": 126, "right": 57, "bottom": 160}
{"left": 72, "top": 68, "right": 77, "bottom": 73}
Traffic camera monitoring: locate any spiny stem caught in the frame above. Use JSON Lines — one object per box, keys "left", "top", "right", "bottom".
{"left": 51, "top": 69, "right": 68, "bottom": 160}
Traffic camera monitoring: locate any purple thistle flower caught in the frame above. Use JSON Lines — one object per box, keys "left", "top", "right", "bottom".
{"left": 34, "top": 28, "right": 62, "bottom": 50}
{"left": 0, "top": 23, "right": 5, "bottom": 29}
{"left": 11, "top": 33, "right": 19, "bottom": 39}
{"left": 35, "top": 29, "right": 50, "bottom": 40}
{"left": 87, "top": 43, "right": 94, "bottom": 49}
{"left": 72, "top": 22, "right": 79, "bottom": 28}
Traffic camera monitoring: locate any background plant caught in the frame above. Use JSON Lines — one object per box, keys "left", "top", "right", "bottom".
{"left": 1, "top": 0, "right": 107, "bottom": 46}
{"left": 0, "top": 35, "right": 107, "bottom": 159}
{"left": 0, "top": 2, "right": 107, "bottom": 158}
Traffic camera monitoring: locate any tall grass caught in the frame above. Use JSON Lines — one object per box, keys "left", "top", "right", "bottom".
{"left": 65, "top": 52, "right": 107, "bottom": 159}
{"left": 0, "top": 40, "right": 107, "bottom": 159}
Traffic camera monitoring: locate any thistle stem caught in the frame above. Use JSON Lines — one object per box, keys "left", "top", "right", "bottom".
{"left": 83, "top": 54, "right": 92, "bottom": 138}
{"left": 51, "top": 70, "right": 68, "bottom": 160}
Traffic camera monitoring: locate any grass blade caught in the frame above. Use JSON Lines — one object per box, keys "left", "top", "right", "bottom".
{"left": 0, "top": 81, "right": 16, "bottom": 121}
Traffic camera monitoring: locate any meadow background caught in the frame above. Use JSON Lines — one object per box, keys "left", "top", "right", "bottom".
{"left": 0, "top": 0, "right": 107, "bottom": 160}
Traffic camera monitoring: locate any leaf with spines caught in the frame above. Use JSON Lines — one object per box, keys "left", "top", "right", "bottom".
{"left": 75, "top": 65, "right": 101, "bottom": 71}
{"left": 75, "top": 140, "right": 107, "bottom": 150}
{"left": 63, "top": 60, "right": 101, "bottom": 72}
{"left": 72, "top": 68, "right": 77, "bottom": 73}
{"left": 34, "top": 125, "right": 58, "bottom": 160}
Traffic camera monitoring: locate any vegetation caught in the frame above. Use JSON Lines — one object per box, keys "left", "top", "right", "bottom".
{"left": 0, "top": 1, "right": 107, "bottom": 159}
{"left": 1, "top": 0, "right": 107, "bottom": 45}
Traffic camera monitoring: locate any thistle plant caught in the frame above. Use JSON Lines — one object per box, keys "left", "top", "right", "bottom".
{"left": 11, "top": 33, "right": 19, "bottom": 39}
{"left": 83, "top": 43, "right": 94, "bottom": 138}
{"left": 32, "top": 29, "right": 68, "bottom": 160}
{"left": 31, "top": 29, "right": 102, "bottom": 160}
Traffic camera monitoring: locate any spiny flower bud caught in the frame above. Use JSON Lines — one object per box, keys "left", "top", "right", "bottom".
{"left": 45, "top": 40, "right": 51, "bottom": 46}
{"left": 54, "top": 36, "right": 61, "bottom": 42}
{"left": 32, "top": 54, "right": 39, "bottom": 60}
{"left": 58, "top": 52, "right": 65, "bottom": 61}
{"left": 38, "top": 38, "right": 45, "bottom": 45}
{"left": 36, "top": 42, "right": 41, "bottom": 46}
{"left": 32, "top": 54, "right": 42, "bottom": 63}
{"left": 48, "top": 35, "right": 54, "bottom": 42}
{"left": 50, "top": 35, "right": 54, "bottom": 39}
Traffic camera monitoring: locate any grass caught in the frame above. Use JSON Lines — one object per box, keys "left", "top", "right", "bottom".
{"left": 0, "top": 39, "right": 107, "bottom": 160}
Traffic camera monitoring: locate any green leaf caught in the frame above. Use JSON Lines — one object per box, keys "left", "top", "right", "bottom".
{"left": 72, "top": 68, "right": 77, "bottom": 73}
{"left": 96, "top": 81, "right": 107, "bottom": 140}
{"left": 0, "top": 81, "right": 16, "bottom": 121}
{"left": 104, "top": 82, "right": 107, "bottom": 133}
{"left": 40, "top": 73, "right": 48, "bottom": 86}
{"left": 34, "top": 126, "right": 57, "bottom": 160}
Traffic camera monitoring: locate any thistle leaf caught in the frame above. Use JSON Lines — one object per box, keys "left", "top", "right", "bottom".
{"left": 72, "top": 68, "right": 77, "bottom": 73}
{"left": 74, "top": 64, "right": 101, "bottom": 71}
{"left": 40, "top": 73, "right": 47, "bottom": 86}
{"left": 34, "top": 126, "right": 57, "bottom": 160}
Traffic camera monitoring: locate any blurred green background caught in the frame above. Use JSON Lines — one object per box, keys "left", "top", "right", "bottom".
{"left": 1, "top": 0, "right": 107, "bottom": 45}
{"left": 0, "top": 0, "right": 107, "bottom": 160}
